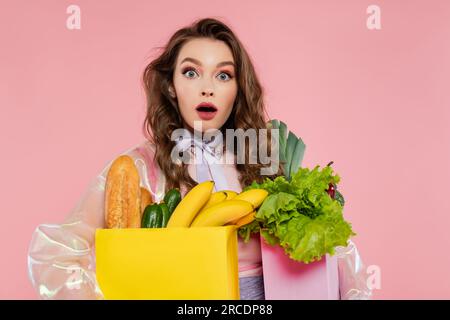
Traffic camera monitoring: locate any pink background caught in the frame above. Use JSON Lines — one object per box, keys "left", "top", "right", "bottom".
{"left": 1, "top": 0, "right": 449, "bottom": 299}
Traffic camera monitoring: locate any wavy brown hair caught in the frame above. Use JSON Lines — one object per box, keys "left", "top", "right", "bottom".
{"left": 142, "top": 17, "right": 283, "bottom": 192}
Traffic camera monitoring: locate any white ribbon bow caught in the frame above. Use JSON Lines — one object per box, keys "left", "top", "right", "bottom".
{"left": 174, "top": 129, "right": 229, "bottom": 192}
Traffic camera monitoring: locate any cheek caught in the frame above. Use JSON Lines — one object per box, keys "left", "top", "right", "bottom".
{"left": 174, "top": 77, "right": 197, "bottom": 112}
{"left": 220, "top": 84, "right": 238, "bottom": 113}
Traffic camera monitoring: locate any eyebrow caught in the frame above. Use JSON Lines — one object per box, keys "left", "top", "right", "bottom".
{"left": 180, "top": 57, "right": 235, "bottom": 68}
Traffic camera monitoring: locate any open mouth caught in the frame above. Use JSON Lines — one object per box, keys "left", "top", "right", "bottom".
{"left": 196, "top": 105, "right": 217, "bottom": 113}
{"left": 196, "top": 104, "right": 218, "bottom": 121}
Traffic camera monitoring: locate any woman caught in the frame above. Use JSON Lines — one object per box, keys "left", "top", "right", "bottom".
{"left": 28, "top": 17, "right": 371, "bottom": 300}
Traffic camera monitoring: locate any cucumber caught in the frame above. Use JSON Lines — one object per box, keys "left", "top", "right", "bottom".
{"left": 163, "top": 188, "right": 182, "bottom": 214}
{"left": 141, "top": 204, "right": 162, "bottom": 228}
{"left": 154, "top": 205, "right": 163, "bottom": 228}
{"left": 160, "top": 203, "right": 171, "bottom": 227}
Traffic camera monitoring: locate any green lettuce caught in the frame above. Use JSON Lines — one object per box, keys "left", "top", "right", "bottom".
{"left": 238, "top": 165, "right": 355, "bottom": 264}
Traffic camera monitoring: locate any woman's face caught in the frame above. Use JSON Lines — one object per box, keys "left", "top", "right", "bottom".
{"left": 171, "top": 38, "right": 238, "bottom": 132}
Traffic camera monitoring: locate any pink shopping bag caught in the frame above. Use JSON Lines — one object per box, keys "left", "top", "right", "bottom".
{"left": 260, "top": 234, "right": 340, "bottom": 300}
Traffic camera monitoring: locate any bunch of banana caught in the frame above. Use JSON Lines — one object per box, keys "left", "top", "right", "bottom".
{"left": 166, "top": 181, "right": 214, "bottom": 227}
{"left": 222, "top": 190, "right": 237, "bottom": 200}
{"left": 166, "top": 181, "right": 269, "bottom": 228}
{"left": 190, "top": 199, "right": 253, "bottom": 227}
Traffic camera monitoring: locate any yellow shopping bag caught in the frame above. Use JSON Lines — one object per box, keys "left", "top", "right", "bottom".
{"left": 95, "top": 225, "right": 240, "bottom": 300}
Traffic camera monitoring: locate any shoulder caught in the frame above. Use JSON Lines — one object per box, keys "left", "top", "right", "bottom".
{"left": 129, "top": 140, "right": 157, "bottom": 162}
{"left": 98, "top": 139, "right": 166, "bottom": 202}
{"left": 99, "top": 140, "right": 158, "bottom": 178}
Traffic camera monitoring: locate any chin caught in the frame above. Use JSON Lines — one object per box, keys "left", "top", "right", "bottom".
{"left": 189, "top": 120, "right": 221, "bottom": 132}
{"left": 200, "top": 123, "right": 218, "bottom": 132}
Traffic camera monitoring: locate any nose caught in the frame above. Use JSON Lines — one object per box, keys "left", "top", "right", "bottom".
{"left": 200, "top": 77, "right": 214, "bottom": 97}
{"left": 201, "top": 89, "right": 214, "bottom": 97}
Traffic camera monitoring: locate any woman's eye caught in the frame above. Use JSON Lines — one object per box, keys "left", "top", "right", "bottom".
{"left": 182, "top": 68, "right": 198, "bottom": 78}
{"left": 182, "top": 68, "right": 232, "bottom": 81}
{"left": 217, "top": 72, "right": 232, "bottom": 81}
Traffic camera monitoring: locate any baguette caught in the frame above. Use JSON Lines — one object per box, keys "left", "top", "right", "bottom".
{"left": 105, "top": 155, "right": 141, "bottom": 228}
{"left": 140, "top": 187, "right": 153, "bottom": 220}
